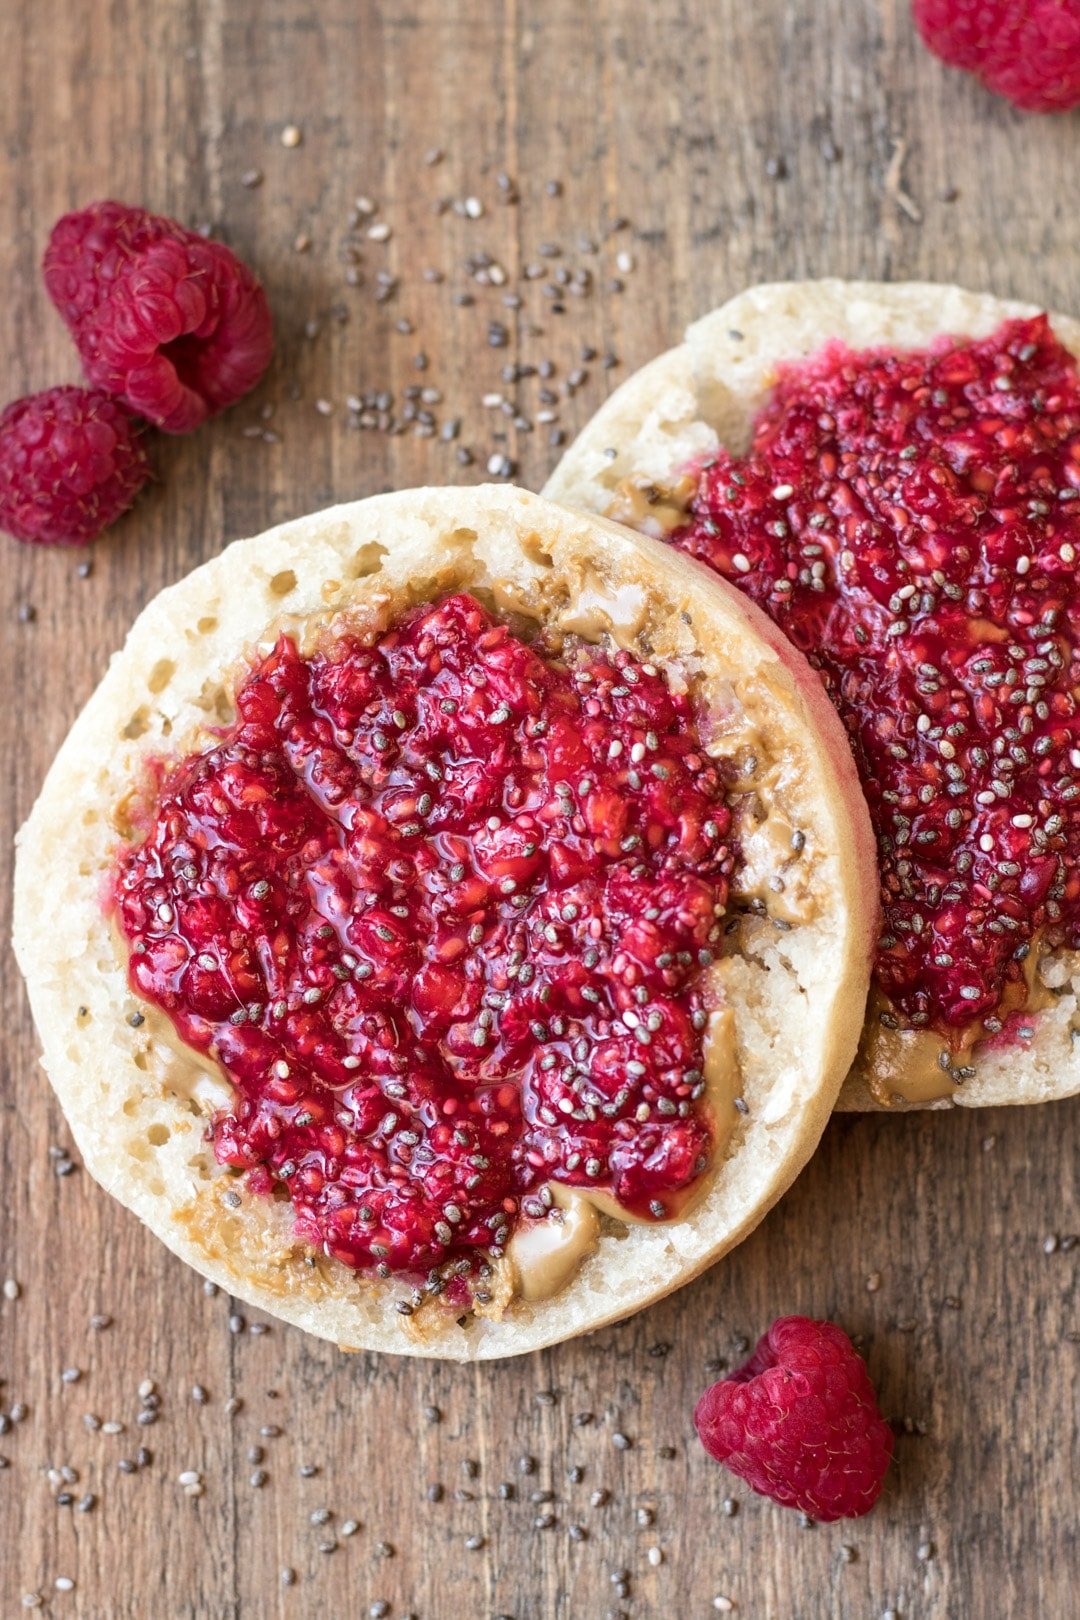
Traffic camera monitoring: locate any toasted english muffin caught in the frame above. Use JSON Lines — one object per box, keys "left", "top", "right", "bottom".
{"left": 14, "top": 485, "right": 874, "bottom": 1355}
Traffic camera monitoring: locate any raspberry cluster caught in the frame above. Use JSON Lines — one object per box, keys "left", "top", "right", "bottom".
{"left": 0, "top": 387, "right": 150, "bottom": 547}
{"left": 914, "top": 0, "right": 1080, "bottom": 111}
{"left": 694, "top": 1316, "right": 894, "bottom": 1521}
{"left": 1, "top": 201, "right": 272, "bottom": 546}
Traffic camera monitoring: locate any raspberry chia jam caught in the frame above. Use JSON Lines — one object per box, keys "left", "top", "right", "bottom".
{"left": 669, "top": 316, "right": 1080, "bottom": 1063}
{"left": 115, "top": 593, "right": 736, "bottom": 1286}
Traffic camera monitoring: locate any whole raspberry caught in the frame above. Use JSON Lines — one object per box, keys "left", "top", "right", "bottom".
{"left": 913, "top": 1, "right": 1080, "bottom": 111}
{"left": 694, "top": 1316, "right": 894, "bottom": 1521}
{"left": 43, "top": 201, "right": 273, "bottom": 433}
{"left": 0, "top": 386, "right": 151, "bottom": 546}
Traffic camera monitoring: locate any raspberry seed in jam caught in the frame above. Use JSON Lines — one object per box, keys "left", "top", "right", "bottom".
{"left": 116, "top": 593, "right": 735, "bottom": 1281}
{"left": 672, "top": 316, "right": 1080, "bottom": 1048}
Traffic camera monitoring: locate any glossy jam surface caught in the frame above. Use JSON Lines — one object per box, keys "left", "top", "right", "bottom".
{"left": 674, "top": 316, "right": 1080, "bottom": 1041}
{"left": 116, "top": 593, "right": 734, "bottom": 1276}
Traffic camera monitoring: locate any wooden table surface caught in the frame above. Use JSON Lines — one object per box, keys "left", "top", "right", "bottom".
{"left": 2, "top": 2, "right": 1079, "bottom": 1615}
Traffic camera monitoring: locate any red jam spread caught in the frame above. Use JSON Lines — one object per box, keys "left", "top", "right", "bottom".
{"left": 116, "top": 593, "right": 735, "bottom": 1278}
{"left": 673, "top": 315, "right": 1080, "bottom": 1042}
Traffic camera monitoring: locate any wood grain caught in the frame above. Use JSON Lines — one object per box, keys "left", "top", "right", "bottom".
{"left": 2, "top": 1, "right": 1079, "bottom": 1615}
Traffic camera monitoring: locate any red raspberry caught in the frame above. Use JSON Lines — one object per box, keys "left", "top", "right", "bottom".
{"left": 694, "top": 1316, "right": 894, "bottom": 1521}
{"left": 0, "top": 386, "right": 151, "bottom": 546}
{"left": 913, "top": 1, "right": 1080, "bottom": 111}
{"left": 43, "top": 201, "right": 273, "bottom": 433}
